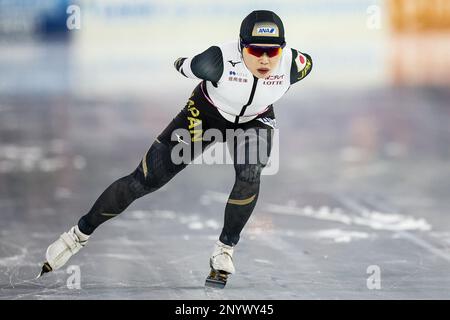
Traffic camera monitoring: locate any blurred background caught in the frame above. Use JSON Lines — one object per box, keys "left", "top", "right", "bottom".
{"left": 1, "top": 0, "right": 450, "bottom": 299}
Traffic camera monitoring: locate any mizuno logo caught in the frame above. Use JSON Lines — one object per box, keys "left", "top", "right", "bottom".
{"left": 228, "top": 60, "right": 241, "bottom": 67}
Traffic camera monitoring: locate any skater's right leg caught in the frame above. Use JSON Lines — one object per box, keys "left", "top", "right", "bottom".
{"left": 77, "top": 140, "right": 185, "bottom": 235}
{"left": 44, "top": 140, "right": 186, "bottom": 273}
{"left": 42, "top": 82, "right": 219, "bottom": 274}
{"left": 77, "top": 82, "right": 221, "bottom": 235}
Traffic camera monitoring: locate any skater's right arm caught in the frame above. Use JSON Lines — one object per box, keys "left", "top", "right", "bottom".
{"left": 174, "top": 46, "right": 224, "bottom": 83}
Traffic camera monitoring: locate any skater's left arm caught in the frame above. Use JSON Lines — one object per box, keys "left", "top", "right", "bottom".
{"left": 174, "top": 46, "right": 224, "bottom": 83}
{"left": 290, "top": 49, "right": 313, "bottom": 85}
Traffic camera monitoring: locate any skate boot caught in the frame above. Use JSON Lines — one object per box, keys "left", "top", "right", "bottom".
{"left": 38, "top": 225, "right": 89, "bottom": 278}
{"left": 205, "top": 240, "right": 235, "bottom": 289}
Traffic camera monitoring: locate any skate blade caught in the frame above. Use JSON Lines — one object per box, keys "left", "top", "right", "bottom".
{"left": 36, "top": 262, "right": 52, "bottom": 279}
{"left": 205, "top": 277, "right": 226, "bottom": 289}
{"left": 205, "top": 270, "right": 228, "bottom": 289}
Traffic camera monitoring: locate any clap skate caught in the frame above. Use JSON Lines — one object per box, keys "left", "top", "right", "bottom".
{"left": 37, "top": 225, "right": 89, "bottom": 278}
{"left": 205, "top": 241, "right": 235, "bottom": 289}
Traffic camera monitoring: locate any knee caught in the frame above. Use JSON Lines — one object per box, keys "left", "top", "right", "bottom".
{"left": 134, "top": 141, "right": 181, "bottom": 191}
{"left": 125, "top": 169, "right": 152, "bottom": 199}
{"left": 234, "top": 163, "right": 263, "bottom": 185}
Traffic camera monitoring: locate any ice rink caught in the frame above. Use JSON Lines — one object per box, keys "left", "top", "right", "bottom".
{"left": 1, "top": 84, "right": 449, "bottom": 299}
{"left": 1, "top": 0, "right": 450, "bottom": 300}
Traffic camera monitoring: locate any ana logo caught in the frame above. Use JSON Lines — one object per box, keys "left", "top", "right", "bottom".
{"left": 257, "top": 27, "right": 276, "bottom": 34}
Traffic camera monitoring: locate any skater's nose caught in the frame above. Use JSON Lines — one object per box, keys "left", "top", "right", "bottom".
{"left": 259, "top": 53, "right": 270, "bottom": 64}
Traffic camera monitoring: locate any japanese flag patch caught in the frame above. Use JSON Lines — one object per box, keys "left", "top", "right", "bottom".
{"left": 295, "top": 51, "right": 307, "bottom": 72}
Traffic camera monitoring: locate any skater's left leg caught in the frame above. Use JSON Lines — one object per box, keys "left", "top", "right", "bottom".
{"left": 206, "top": 126, "right": 273, "bottom": 286}
{"left": 219, "top": 126, "right": 273, "bottom": 247}
{"left": 218, "top": 163, "right": 262, "bottom": 247}
{"left": 212, "top": 165, "right": 262, "bottom": 275}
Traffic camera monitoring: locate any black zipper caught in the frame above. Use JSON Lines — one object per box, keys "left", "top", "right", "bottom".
{"left": 235, "top": 75, "right": 258, "bottom": 125}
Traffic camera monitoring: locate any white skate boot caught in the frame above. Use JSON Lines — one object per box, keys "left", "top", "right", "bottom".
{"left": 38, "top": 225, "right": 89, "bottom": 278}
{"left": 205, "top": 240, "right": 235, "bottom": 288}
